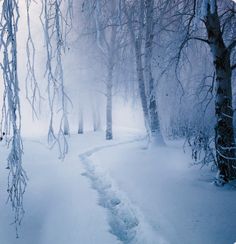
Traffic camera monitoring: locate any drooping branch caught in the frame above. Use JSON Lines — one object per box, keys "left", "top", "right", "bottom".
{"left": 40, "top": 0, "right": 73, "bottom": 159}
{"left": 0, "top": 0, "right": 28, "bottom": 236}
{"left": 25, "top": 0, "right": 42, "bottom": 118}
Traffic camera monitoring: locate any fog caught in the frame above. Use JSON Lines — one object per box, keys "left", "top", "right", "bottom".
{"left": 3, "top": 1, "right": 145, "bottom": 138}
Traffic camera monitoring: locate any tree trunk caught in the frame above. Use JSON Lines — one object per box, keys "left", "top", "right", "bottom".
{"left": 135, "top": 0, "right": 150, "bottom": 134}
{"left": 92, "top": 104, "right": 101, "bottom": 132}
{"left": 106, "top": 65, "right": 113, "bottom": 140}
{"left": 135, "top": 40, "right": 150, "bottom": 134}
{"left": 63, "top": 99, "right": 70, "bottom": 135}
{"left": 105, "top": 8, "right": 116, "bottom": 141}
{"left": 205, "top": 5, "right": 236, "bottom": 181}
{"left": 145, "top": 0, "right": 164, "bottom": 145}
{"left": 124, "top": 0, "right": 150, "bottom": 135}
{"left": 78, "top": 108, "right": 83, "bottom": 134}
{"left": 63, "top": 115, "right": 70, "bottom": 135}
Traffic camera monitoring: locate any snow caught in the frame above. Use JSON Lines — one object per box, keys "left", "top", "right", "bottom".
{"left": 87, "top": 135, "right": 236, "bottom": 244}
{"left": 1, "top": 131, "right": 236, "bottom": 244}
{"left": 0, "top": 133, "right": 120, "bottom": 244}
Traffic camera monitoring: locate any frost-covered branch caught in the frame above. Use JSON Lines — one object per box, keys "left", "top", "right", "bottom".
{"left": 25, "top": 0, "right": 42, "bottom": 118}
{"left": 0, "top": 0, "right": 28, "bottom": 236}
{"left": 40, "top": 0, "right": 73, "bottom": 159}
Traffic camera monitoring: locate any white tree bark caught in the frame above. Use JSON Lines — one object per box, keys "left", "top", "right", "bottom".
{"left": 124, "top": 0, "right": 151, "bottom": 137}
{"left": 203, "top": 0, "right": 236, "bottom": 181}
{"left": 144, "top": 0, "right": 164, "bottom": 145}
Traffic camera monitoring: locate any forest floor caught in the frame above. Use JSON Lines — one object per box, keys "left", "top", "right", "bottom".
{"left": 0, "top": 130, "right": 236, "bottom": 244}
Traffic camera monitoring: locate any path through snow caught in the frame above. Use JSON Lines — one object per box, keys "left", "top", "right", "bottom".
{"left": 79, "top": 139, "right": 168, "bottom": 244}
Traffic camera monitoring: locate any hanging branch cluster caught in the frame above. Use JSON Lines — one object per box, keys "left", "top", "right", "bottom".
{"left": 40, "top": 0, "right": 73, "bottom": 159}
{"left": 0, "top": 0, "right": 28, "bottom": 236}
{"left": 25, "top": 0, "right": 42, "bottom": 118}
{"left": 0, "top": 0, "right": 73, "bottom": 235}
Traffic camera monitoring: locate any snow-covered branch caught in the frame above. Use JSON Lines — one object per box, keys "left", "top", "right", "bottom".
{"left": 0, "top": 0, "right": 28, "bottom": 236}
{"left": 25, "top": 0, "right": 42, "bottom": 118}
{"left": 40, "top": 0, "right": 73, "bottom": 159}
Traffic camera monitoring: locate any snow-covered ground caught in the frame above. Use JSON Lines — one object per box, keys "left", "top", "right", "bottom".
{"left": 0, "top": 131, "right": 236, "bottom": 244}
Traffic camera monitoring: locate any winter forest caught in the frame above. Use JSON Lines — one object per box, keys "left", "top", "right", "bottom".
{"left": 0, "top": 0, "right": 236, "bottom": 243}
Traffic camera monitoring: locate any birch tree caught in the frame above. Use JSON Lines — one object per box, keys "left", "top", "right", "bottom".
{"left": 84, "top": 0, "right": 123, "bottom": 140}
{"left": 123, "top": 0, "right": 165, "bottom": 144}
{"left": 175, "top": 0, "right": 236, "bottom": 183}
{"left": 123, "top": 0, "right": 149, "bottom": 136}
{"left": 203, "top": 0, "right": 236, "bottom": 183}
{"left": 144, "top": 0, "right": 164, "bottom": 144}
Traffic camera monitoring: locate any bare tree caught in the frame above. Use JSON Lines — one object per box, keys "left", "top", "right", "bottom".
{"left": 123, "top": 0, "right": 165, "bottom": 144}
{"left": 173, "top": 0, "right": 236, "bottom": 183}
{"left": 84, "top": 0, "right": 124, "bottom": 140}
{"left": 123, "top": 0, "right": 150, "bottom": 136}
{"left": 203, "top": 0, "right": 236, "bottom": 182}
{"left": 144, "top": 0, "right": 164, "bottom": 144}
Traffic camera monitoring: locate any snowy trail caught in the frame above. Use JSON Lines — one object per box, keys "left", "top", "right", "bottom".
{"left": 89, "top": 138, "right": 236, "bottom": 244}
{"left": 1, "top": 132, "right": 236, "bottom": 244}
{"left": 79, "top": 139, "right": 168, "bottom": 244}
